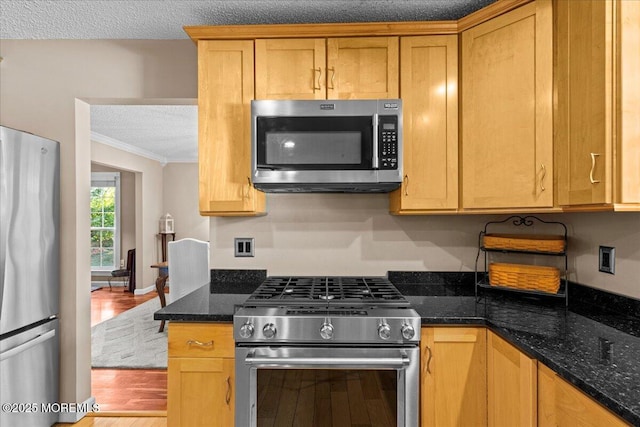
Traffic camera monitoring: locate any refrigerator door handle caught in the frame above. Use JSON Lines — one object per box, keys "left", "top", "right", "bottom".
{"left": 0, "top": 329, "right": 56, "bottom": 361}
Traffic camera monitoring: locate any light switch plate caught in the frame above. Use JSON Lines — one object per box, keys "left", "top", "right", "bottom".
{"left": 599, "top": 246, "right": 615, "bottom": 274}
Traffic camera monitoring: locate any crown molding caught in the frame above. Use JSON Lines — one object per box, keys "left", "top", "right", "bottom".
{"left": 91, "top": 131, "right": 168, "bottom": 165}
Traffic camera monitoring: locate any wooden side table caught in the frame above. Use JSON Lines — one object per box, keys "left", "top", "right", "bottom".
{"left": 158, "top": 232, "right": 175, "bottom": 262}
{"left": 151, "top": 261, "right": 169, "bottom": 332}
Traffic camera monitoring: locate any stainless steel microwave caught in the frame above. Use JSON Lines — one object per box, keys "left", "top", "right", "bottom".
{"left": 251, "top": 99, "right": 402, "bottom": 192}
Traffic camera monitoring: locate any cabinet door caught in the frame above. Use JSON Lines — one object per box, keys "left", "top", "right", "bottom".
{"left": 390, "top": 35, "right": 458, "bottom": 214}
{"left": 255, "top": 38, "right": 327, "bottom": 100}
{"left": 461, "top": 1, "right": 553, "bottom": 209}
{"left": 538, "top": 363, "right": 629, "bottom": 427}
{"left": 198, "top": 40, "right": 265, "bottom": 216}
{"left": 168, "top": 357, "right": 234, "bottom": 427}
{"left": 556, "top": 0, "right": 613, "bottom": 206}
{"left": 326, "top": 37, "right": 398, "bottom": 99}
{"left": 421, "top": 327, "right": 487, "bottom": 427}
{"left": 487, "top": 331, "right": 537, "bottom": 427}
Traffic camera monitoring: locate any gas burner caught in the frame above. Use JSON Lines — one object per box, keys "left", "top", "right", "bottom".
{"left": 243, "top": 276, "right": 409, "bottom": 307}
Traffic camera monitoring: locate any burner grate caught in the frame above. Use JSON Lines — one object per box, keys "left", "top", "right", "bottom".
{"left": 245, "top": 276, "right": 408, "bottom": 306}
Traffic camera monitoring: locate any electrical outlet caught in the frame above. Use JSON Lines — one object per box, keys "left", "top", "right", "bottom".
{"left": 599, "top": 246, "right": 615, "bottom": 274}
{"left": 234, "top": 238, "right": 255, "bottom": 257}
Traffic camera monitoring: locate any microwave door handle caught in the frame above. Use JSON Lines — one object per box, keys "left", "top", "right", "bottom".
{"left": 372, "top": 113, "right": 379, "bottom": 169}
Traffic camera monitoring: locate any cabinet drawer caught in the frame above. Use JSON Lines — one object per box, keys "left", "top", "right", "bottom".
{"left": 168, "top": 323, "right": 234, "bottom": 358}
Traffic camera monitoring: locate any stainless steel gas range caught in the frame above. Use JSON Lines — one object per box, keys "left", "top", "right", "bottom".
{"left": 234, "top": 276, "right": 420, "bottom": 427}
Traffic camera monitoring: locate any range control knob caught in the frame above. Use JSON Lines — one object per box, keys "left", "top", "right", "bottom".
{"left": 401, "top": 324, "right": 415, "bottom": 340}
{"left": 320, "top": 322, "right": 334, "bottom": 340}
{"left": 239, "top": 322, "right": 254, "bottom": 339}
{"left": 378, "top": 323, "right": 391, "bottom": 340}
{"left": 262, "top": 323, "right": 277, "bottom": 339}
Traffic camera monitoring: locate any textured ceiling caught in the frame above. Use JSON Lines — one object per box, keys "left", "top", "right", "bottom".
{"left": 1, "top": 0, "right": 496, "bottom": 39}
{"left": 91, "top": 105, "right": 198, "bottom": 164}
{"left": 3, "top": 0, "right": 495, "bottom": 163}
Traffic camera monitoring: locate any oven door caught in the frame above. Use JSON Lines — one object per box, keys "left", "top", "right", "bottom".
{"left": 236, "top": 346, "right": 419, "bottom": 427}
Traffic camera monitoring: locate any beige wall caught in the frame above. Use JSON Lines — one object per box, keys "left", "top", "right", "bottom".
{"left": 163, "top": 162, "right": 209, "bottom": 242}
{"left": 211, "top": 195, "right": 640, "bottom": 299}
{"left": 0, "top": 39, "right": 197, "bottom": 406}
{"left": 91, "top": 142, "right": 165, "bottom": 287}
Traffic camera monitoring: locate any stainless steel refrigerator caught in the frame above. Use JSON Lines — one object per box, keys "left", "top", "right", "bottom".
{"left": 0, "top": 126, "right": 60, "bottom": 427}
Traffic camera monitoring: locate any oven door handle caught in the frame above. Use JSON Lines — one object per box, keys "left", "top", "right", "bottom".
{"left": 245, "top": 353, "right": 410, "bottom": 369}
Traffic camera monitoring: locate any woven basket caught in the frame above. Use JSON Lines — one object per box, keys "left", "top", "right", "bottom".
{"left": 483, "top": 233, "right": 565, "bottom": 253}
{"left": 489, "top": 263, "right": 560, "bottom": 294}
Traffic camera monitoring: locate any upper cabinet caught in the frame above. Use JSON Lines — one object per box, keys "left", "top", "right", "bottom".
{"left": 555, "top": 0, "right": 640, "bottom": 211}
{"left": 390, "top": 35, "right": 459, "bottom": 214}
{"left": 461, "top": 0, "right": 553, "bottom": 210}
{"left": 255, "top": 37, "right": 398, "bottom": 100}
{"left": 198, "top": 40, "right": 266, "bottom": 216}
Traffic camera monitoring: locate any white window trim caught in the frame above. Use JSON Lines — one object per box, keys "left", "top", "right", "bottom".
{"left": 91, "top": 172, "right": 121, "bottom": 273}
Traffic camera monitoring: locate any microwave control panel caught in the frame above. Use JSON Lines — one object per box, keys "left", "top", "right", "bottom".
{"left": 378, "top": 115, "right": 398, "bottom": 169}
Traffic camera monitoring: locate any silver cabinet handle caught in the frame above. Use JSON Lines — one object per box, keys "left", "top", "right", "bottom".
{"left": 425, "top": 345, "right": 433, "bottom": 374}
{"left": 313, "top": 67, "right": 321, "bottom": 91}
{"left": 540, "top": 164, "right": 546, "bottom": 192}
{"left": 225, "top": 376, "right": 231, "bottom": 405}
{"left": 186, "top": 339, "right": 213, "bottom": 348}
{"left": 590, "top": 153, "right": 601, "bottom": 184}
{"left": 245, "top": 177, "right": 252, "bottom": 199}
{"left": 403, "top": 175, "right": 409, "bottom": 196}
{"left": 328, "top": 67, "right": 336, "bottom": 89}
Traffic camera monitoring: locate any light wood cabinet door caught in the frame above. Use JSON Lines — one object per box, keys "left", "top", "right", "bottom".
{"left": 556, "top": 0, "right": 613, "bottom": 206}
{"left": 421, "top": 327, "right": 487, "bottom": 427}
{"left": 198, "top": 40, "right": 265, "bottom": 216}
{"left": 167, "top": 323, "right": 235, "bottom": 427}
{"left": 390, "top": 35, "right": 458, "bottom": 214}
{"left": 538, "top": 363, "right": 629, "bottom": 427}
{"left": 461, "top": 1, "right": 553, "bottom": 209}
{"left": 255, "top": 38, "right": 326, "bottom": 100}
{"left": 487, "top": 331, "right": 537, "bottom": 427}
{"left": 326, "top": 37, "right": 398, "bottom": 99}
{"left": 556, "top": 0, "right": 640, "bottom": 210}
{"left": 256, "top": 36, "right": 398, "bottom": 100}
{"left": 168, "top": 357, "right": 234, "bottom": 427}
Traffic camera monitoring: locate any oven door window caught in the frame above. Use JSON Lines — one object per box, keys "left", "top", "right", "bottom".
{"left": 256, "top": 369, "right": 396, "bottom": 426}
{"left": 256, "top": 116, "right": 373, "bottom": 170}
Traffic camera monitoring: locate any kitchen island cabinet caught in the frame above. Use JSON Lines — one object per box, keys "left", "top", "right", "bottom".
{"left": 390, "top": 35, "right": 458, "bottom": 214}
{"left": 421, "top": 327, "right": 486, "bottom": 427}
{"left": 255, "top": 37, "right": 398, "bottom": 100}
{"left": 167, "top": 322, "right": 234, "bottom": 427}
{"left": 461, "top": 0, "right": 553, "bottom": 211}
{"left": 197, "top": 40, "right": 265, "bottom": 216}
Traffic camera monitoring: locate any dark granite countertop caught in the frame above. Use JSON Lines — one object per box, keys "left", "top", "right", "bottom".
{"left": 155, "top": 271, "right": 640, "bottom": 425}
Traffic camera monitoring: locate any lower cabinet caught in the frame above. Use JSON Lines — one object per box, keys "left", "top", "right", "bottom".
{"left": 538, "top": 363, "right": 629, "bottom": 427}
{"left": 421, "top": 327, "right": 487, "bottom": 426}
{"left": 487, "top": 331, "right": 537, "bottom": 427}
{"left": 167, "top": 323, "right": 234, "bottom": 427}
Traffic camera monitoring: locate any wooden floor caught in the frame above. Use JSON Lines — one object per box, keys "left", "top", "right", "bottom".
{"left": 257, "top": 369, "right": 396, "bottom": 427}
{"left": 91, "top": 287, "right": 168, "bottom": 413}
{"left": 56, "top": 415, "right": 166, "bottom": 427}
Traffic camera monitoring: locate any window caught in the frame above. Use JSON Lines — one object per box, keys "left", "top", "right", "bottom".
{"left": 91, "top": 172, "right": 120, "bottom": 272}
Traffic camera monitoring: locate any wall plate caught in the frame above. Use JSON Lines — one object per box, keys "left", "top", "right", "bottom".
{"left": 599, "top": 246, "right": 615, "bottom": 274}
{"left": 235, "top": 237, "right": 255, "bottom": 257}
